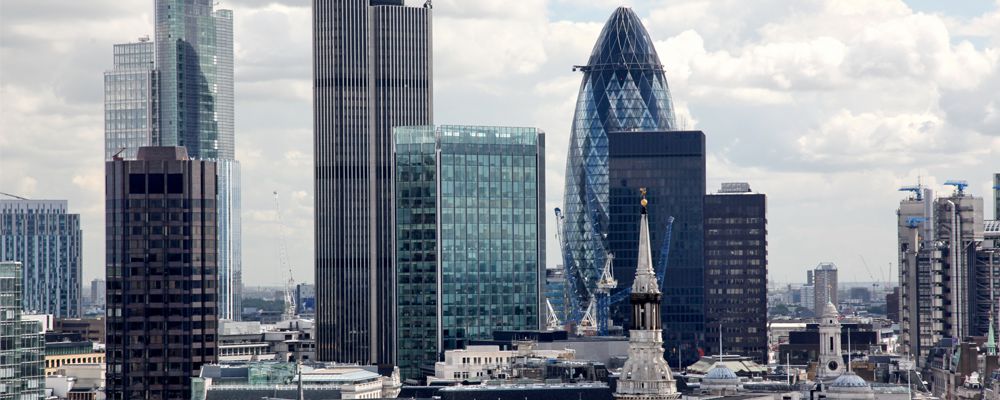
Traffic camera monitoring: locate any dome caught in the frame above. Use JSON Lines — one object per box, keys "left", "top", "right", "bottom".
{"left": 821, "top": 301, "right": 839, "bottom": 319}
{"left": 704, "top": 364, "right": 738, "bottom": 380}
{"left": 831, "top": 372, "right": 869, "bottom": 388}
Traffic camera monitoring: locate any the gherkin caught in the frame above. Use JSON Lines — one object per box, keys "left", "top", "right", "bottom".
{"left": 562, "top": 7, "right": 676, "bottom": 304}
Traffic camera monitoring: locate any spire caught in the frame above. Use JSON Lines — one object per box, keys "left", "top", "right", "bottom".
{"left": 632, "top": 188, "right": 659, "bottom": 295}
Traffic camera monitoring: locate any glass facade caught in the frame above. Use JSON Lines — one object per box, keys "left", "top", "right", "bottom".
{"left": 562, "top": 6, "right": 677, "bottom": 315}
{"left": 0, "top": 261, "right": 46, "bottom": 400}
{"left": 314, "top": 0, "right": 432, "bottom": 364}
{"left": 153, "top": 0, "right": 241, "bottom": 321}
{"left": 607, "top": 130, "right": 704, "bottom": 367}
{"left": 394, "top": 125, "right": 545, "bottom": 379}
{"left": 0, "top": 200, "right": 83, "bottom": 318}
{"left": 545, "top": 267, "right": 572, "bottom": 326}
{"left": 104, "top": 39, "right": 157, "bottom": 161}
{"left": 105, "top": 147, "right": 219, "bottom": 400}
{"left": 703, "top": 186, "right": 768, "bottom": 364}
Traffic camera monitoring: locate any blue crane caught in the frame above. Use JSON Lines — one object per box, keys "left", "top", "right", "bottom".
{"left": 595, "top": 216, "right": 675, "bottom": 336}
{"left": 944, "top": 179, "right": 969, "bottom": 195}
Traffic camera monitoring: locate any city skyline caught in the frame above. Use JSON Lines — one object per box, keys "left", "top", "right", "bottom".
{"left": 2, "top": 0, "right": 999, "bottom": 288}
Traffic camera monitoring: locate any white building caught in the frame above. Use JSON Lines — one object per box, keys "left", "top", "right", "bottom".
{"left": 431, "top": 344, "right": 574, "bottom": 383}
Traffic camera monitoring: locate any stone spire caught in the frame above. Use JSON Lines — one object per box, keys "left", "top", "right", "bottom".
{"left": 615, "top": 189, "right": 680, "bottom": 400}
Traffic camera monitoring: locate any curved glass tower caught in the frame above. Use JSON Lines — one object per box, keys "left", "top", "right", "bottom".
{"left": 562, "top": 7, "right": 676, "bottom": 300}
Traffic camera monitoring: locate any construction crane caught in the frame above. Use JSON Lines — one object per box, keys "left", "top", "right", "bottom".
{"left": 859, "top": 255, "right": 879, "bottom": 297}
{"left": 273, "top": 191, "right": 296, "bottom": 319}
{"left": 554, "top": 208, "right": 589, "bottom": 329}
{"left": 944, "top": 179, "right": 969, "bottom": 195}
{"left": 545, "top": 299, "right": 562, "bottom": 331}
{"left": 0, "top": 192, "right": 29, "bottom": 200}
{"left": 898, "top": 184, "right": 923, "bottom": 200}
{"left": 595, "top": 253, "right": 618, "bottom": 336}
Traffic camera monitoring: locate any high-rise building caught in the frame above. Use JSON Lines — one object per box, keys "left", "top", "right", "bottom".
{"left": 91, "top": 278, "right": 107, "bottom": 308}
{"left": 0, "top": 199, "right": 82, "bottom": 318}
{"left": 896, "top": 183, "right": 995, "bottom": 367}
{"left": 313, "top": 0, "right": 433, "bottom": 365}
{"left": 562, "top": 7, "right": 678, "bottom": 330}
{"left": 614, "top": 196, "right": 679, "bottom": 400}
{"left": 153, "top": 0, "right": 241, "bottom": 321}
{"left": 0, "top": 261, "right": 46, "bottom": 400}
{"left": 104, "top": 38, "right": 158, "bottom": 161}
{"left": 105, "top": 147, "right": 219, "bottom": 399}
{"left": 994, "top": 173, "right": 999, "bottom": 220}
{"left": 545, "top": 266, "right": 571, "bottom": 328}
{"left": 800, "top": 285, "right": 815, "bottom": 311}
{"left": 606, "top": 130, "right": 704, "bottom": 365}
{"left": 393, "top": 125, "right": 545, "bottom": 379}
{"left": 813, "top": 263, "right": 838, "bottom": 313}
{"left": 703, "top": 183, "right": 768, "bottom": 364}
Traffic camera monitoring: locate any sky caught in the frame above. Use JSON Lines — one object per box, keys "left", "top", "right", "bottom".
{"left": 1, "top": 0, "right": 998, "bottom": 289}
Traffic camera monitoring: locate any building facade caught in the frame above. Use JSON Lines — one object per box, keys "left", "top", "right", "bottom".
{"left": 606, "top": 130, "right": 704, "bottom": 364}
{"left": 0, "top": 261, "right": 46, "bottom": 400}
{"left": 703, "top": 183, "right": 768, "bottom": 364}
{"left": 562, "top": 6, "right": 678, "bottom": 335}
{"left": 0, "top": 199, "right": 83, "bottom": 318}
{"left": 90, "top": 278, "right": 106, "bottom": 308}
{"left": 813, "top": 262, "right": 838, "bottom": 313}
{"left": 313, "top": 0, "right": 433, "bottom": 365}
{"left": 545, "top": 267, "right": 571, "bottom": 328}
{"left": 897, "top": 186, "right": 934, "bottom": 361}
{"left": 105, "top": 147, "right": 219, "bottom": 399}
{"left": 394, "top": 125, "right": 545, "bottom": 379}
{"left": 104, "top": 38, "right": 158, "bottom": 161}
{"left": 995, "top": 173, "right": 999, "bottom": 220}
{"left": 153, "top": 0, "right": 241, "bottom": 321}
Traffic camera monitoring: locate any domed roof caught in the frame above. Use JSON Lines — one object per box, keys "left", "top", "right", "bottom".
{"left": 704, "top": 364, "right": 738, "bottom": 380}
{"left": 831, "top": 372, "right": 869, "bottom": 388}
{"left": 821, "top": 301, "right": 839, "bottom": 319}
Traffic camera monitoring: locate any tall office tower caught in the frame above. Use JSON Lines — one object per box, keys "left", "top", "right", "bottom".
{"left": 703, "top": 183, "right": 768, "bottom": 364}
{"left": 91, "top": 279, "right": 107, "bottom": 308}
{"left": 393, "top": 125, "right": 545, "bottom": 379}
{"left": 105, "top": 147, "right": 219, "bottom": 399}
{"left": 812, "top": 262, "right": 838, "bottom": 313}
{"left": 154, "top": 0, "right": 241, "bottom": 321}
{"left": 104, "top": 38, "right": 158, "bottom": 161}
{"left": 562, "top": 6, "right": 678, "bottom": 330}
{"left": 313, "top": 0, "right": 432, "bottom": 364}
{"left": 614, "top": 196, "right": 680, "bottom": 400}
{"left": 897, "top": 185, "right": 934, "bottom": 361}
{"left": 606, "top": 130, "right": 704, "bottom": 365}
{"left": 0, "top": 261, "right": 46, "bottom": 400}
{"left": 545, "top": 267, "right": 571, "bottom": 328}
{"left": 800, "top": 285, "right": 815, "bottom": 311}
{"left": 994, "top": 173, "right": 999, "bottom": 219}
{"left": 0, "top": 199, "right": 82, "bottom": 318}
{"left": 807, "top": 270, "right": 814, "bottom": 285}
{"left": 933, "top": 187, "right": 984, "bottom": 340}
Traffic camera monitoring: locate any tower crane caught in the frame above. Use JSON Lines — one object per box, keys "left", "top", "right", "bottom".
{"left": 274, "top": 191, "right": 296, "bottom": 319}
{"left": 554, "top": 208, "right": 593, "bottom": 330}
{"left": 944, "top": 179, "right": 969, "bottom": 195}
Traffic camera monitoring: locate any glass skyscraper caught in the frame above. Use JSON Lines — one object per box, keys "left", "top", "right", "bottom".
{"left": 561, "top": 6, "right": 677, "bottom": 315}
{"left": 152, "top": 0, "right": 241, "bottom": 321}
{"left": 104, "top": 38, "right": 157, "bottom": 161}
{"left": 394, "top": 125, "right": 545, "bottom": 379}
{"left": 313, "top": 0, "right": 432, "bottom": 365}
{"left": 607, "top": 130, "right": 704, "bottom": 366}
{"left": 0, "top": 200, "right": 83, "bottom": 318}
{"left": 0, "top": 261, "right": 46, "bottom": 400}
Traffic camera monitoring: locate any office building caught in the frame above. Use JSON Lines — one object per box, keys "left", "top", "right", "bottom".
{"left": 562, "top": 6, "right": 678, "bottom": 331}
{"left": 545, "top": 267, "right": 571, "bottom": 328}
{"left": 0, "top": 199, "right": 83, "bottom": 318}
{"left": 0, "top": 261, "right": 46, "bottom": 400}
{"left": 90, "top": 279, "right": 106, "bottom": 308}
{"left": 606, "top": 130, "right": 704, "bottom": 364}
{"left": 703, "top": 183, "right": 768, "bottom": 364}
{"left": 393, "top": 125, "right": 545, "bottom": 379}
{"left": 813, "top": 262, "right": 838, "bottom": 313}
{"left": 933, "top": 188, "right": 985, "bottom": 340}
{"left": 104, "top": 38, "right": 157, "bottom": 161}
{"left": 105, "top": 147, "right": 218, "bottom": 399}
{"left": 994, "top": 173, "right": 999, "bottom": 219}
{"left": 154, "top": 0, "right": 241, "bottom": 321}
{"left": 296, "top": 283, "right": 315, "bottom": 316}
{"left": 191, "top": 362, "right": 402, "bottom": 400}
{"left": 800, "top": 284, "right": 815, "bottom": 311}
{"left": 43, "top": 332, "right": 105, "bottom": 376}
{"left": 313, "top": 0, "right": 433, "bottom": 365}
{"left": 897, "top": 185, "right": 934, "bottom": 361}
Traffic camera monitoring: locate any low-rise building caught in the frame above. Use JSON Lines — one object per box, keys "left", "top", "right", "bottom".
{"left": 191, "top": 362, "right": 401, "bottom": 400}
{"left": 217, "top": 318, "right": 315, "bottom": 363}
{"left": 44, "top": 333, "right": 104, "bottom": 375}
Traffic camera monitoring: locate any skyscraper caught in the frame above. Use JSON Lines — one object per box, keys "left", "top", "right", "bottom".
{"left": 897, "top": 185, "right": 934, "bottom": 361}
{"left": 562, "top": 6, "right": 678, "bottom": 310}
{"left": 393, "top": 125, "right": 545, "bottom": 379}
{"left": 704, "top": 183, "right": 768, "bottom": 364}
{"left": 105, "top": 147, "right": 219, "bottom": 399}
{"left": 104, "top": 38, "right": 157, "bottom": 161}
{"left": 994, "top": 173, "right": 999, "bottom": 219}
{"left": 0, "top": 199, "right": 83, "bottom": 318}
{"left": 153, "top": 0, "right": 241, "bottom": 321}
{"left": 813, "top": 262, "right": 838, "bottom": 313}
{"left": 313, "top": 0, "right": 432, "bottom": 364}
{"left": 0, "top": 261, "right": 46, "bottom": 400}
{"left": 606, "top": 130, "right": 704, "bottom": 364}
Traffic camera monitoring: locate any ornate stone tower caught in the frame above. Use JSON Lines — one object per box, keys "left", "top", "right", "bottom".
{"left": 817, "top": 301, "right": 844, "bottom": 380}
{"left": 615, "top": 190, "right": 680, "bottom": 400}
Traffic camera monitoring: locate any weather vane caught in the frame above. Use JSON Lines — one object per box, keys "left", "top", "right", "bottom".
{"left": 640, "top": 188, "right": 648, "bottom": 209}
